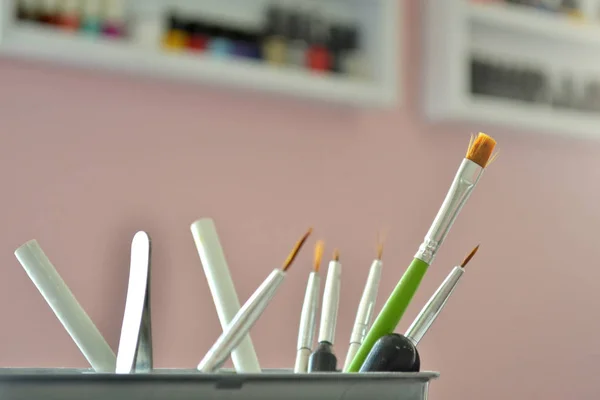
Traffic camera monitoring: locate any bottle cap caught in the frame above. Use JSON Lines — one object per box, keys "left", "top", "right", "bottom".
{"left": 264, "top": 5, "right": 285, "bottom": 36}
{"left": 166, "top": 11, "right": 181, "bottom": 31}
{"left": 307, "top": 14, "right": 328, "bottom": 46}
{"left": 61, "top": 0, "right": 79, "bottom": 14}
{"left": 104, "top": 0, "right": 125, "bottom": 21}
{"left": 82, "top": 0, "right": 101, "bottom": 18}
{"left": 287, "top": 11, "right": 308, "bottom": 41}
{"left": 345, "top": 26, "right": 359, "bottom": 51}
{"left": 328, "top": 24, "right": 345, "bottom": 51}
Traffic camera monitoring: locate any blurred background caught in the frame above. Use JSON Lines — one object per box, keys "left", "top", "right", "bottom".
{"left": 1, "top": 0, "right": 600, "bottom": 399}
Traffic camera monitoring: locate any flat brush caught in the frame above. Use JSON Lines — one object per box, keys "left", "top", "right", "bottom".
{"left": 308, "top": 249, "right": 341, "bottom": 372}
{"left": 342, "top": 236, "right": 384, "bottom": 372}
{"left": 360, "top": 245, "right": 480, "bottom": 373}
{"left": 294, "top": 240, "right": 324, "bottom": 373}
{"left": 347, "top": 132, "right": 497, "bottom": 372}
{"left": 197, "top": 228, "right": 312, "bottom": 373}
{"left": 14, "top": 240, "right": 116, "bottom": 372}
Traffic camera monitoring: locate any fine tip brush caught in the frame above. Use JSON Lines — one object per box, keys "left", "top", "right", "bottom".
{"left": 360, "top": 244, "right": 480, "bottom": 373}
{"left": 197, "top": 228, "right": 312, "bottom": 373}
{"left": 342, "top": 234, "right": 385, "bottom": 372}
{"left": 308, "top": 248, "right": 342, "bottom": 372}
{"left": 347, "top": 132, "right": 497, "bottom": 372}
{"left": 294, "top": 240, "right": 324, "bottom": 373}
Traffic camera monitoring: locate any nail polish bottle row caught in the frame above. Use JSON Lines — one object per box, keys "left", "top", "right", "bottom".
{"left": 470, "top": 56, "right": 600, "bottom": 113}
{"left": 16, "top": 0, "right": 128, "bottom": 38}
{"left": 162, "top": 12, "right": 262, "bottom": 60}
{"left": 261, "top": 5, "right": 367, "bottom": 77}
{"left": 160, "top": 5, "right": 368, "bottom": 80}
{"left": 503, "top": 0, "right": 584, "bottom": 18}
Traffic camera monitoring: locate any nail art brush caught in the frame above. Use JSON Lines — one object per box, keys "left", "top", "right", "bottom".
{"left": 191, "top": 218, "right": 261, "bottom": 373}
{"left": 347, "top": 132, "right": 497, "bottom": 372}
{"left": 360, "top": 245, "right": 480, "bottom": 372}
{"left": 342, "top": 237, "right": 384, "bottom": 372}
{"left": 197, "top": 228, "right": 312, "bottom": 373}
{"left": 116, "top": 231, "right": 153, "bottom": 374}
{"left": 14, "top": 240, "right": 116, "bottom": 372}
{"left": 294, "top": 240, "right": 324, "bottom": 373}
{"left": 308, "top": 249, "right": 341, "bottom": 372}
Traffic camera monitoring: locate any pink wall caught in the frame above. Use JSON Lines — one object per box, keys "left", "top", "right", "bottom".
{"left": 1, "top": 2, "right": 600, "bottom": 399}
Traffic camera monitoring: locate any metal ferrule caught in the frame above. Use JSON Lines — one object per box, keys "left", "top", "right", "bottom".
{"left": 198, "top": 269, "right": 285, "bottom": 373}
{"left": 405, "top": 266, "right": 464, "bottom": 346}
{"left": 349, "top": 260, "right": 383, "bottom": 344}
{"left": 297, "top": 272, "right": 321, "bottom": 350}
{"left": 415, "top": 159, "right": 484, "bottom": 264}
{"left": 318, "top": 261, "right": 342, "bottom": 345}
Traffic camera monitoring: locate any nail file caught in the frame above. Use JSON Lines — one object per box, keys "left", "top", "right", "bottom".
{"left": 116, "top": 231, "right": 152, "bottom": 374}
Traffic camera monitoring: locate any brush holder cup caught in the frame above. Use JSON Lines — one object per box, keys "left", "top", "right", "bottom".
{"left": 0, "top": 368, "right": 439, "bottom": 400}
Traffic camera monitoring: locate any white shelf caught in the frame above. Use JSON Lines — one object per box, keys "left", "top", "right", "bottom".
{"left": 468, "top": 2, "right": 600, "bottom": 45}
{"left": 0, "top": 0, "right": 401, "bottom": 108}
{"left": 423, "top": 0, "right": 600, "bottom": 139}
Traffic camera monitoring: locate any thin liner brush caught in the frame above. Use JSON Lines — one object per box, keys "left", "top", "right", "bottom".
{"left": 342, "top": 234, "right": 384, "bottom": 372}
{"left": 294, "top": 240, "right": 324, "bottom": 373}
{"left": 405, "top": 244, "right": 479, "bottom": 346}
{"left": 308, "top": 249, "right": 341, "bottom": 372}
{"left": 359, "top": 244, "right": 480, "bottom": 373}
{"left": 197, "top": 228, "right": 312, "bottom": 373}
{"left": 347, "top": 132, "right": 497, "bottom": 372}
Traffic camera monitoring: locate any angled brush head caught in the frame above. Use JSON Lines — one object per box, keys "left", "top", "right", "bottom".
{"left": 466, "top": 132, "right": 497, "bottom": 168}
{"left": 283, "top": 228, "right": 313, "bottom": 272}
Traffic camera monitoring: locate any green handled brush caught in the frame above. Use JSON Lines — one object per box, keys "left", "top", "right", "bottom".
{"left": 346, "top": 132, "right": 497, "bottom": 372}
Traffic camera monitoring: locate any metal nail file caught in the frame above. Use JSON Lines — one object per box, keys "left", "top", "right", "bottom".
{"left": 116, "top": 231, "right": 153, "bottom": 374}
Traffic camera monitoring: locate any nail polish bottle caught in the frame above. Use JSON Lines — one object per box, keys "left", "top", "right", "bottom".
{"left": 162, "top": 12, "right": 188, "bottom": 51}
{"left": 187, "top": 21, "right": 210, "bottom": 53}
{"left": 286, "top": 11, "right": 309, "bottom": 68}
{"left": 57, "top": 0, "right": 80, "bottom": 31}
{"left": 81, "top": 0, "right": 102, "bottom": 36}
{"left": 306, "top": 15, "right": 331, "bottom": 73}
{"left": 39, "top": 0, "right": 59, "bottom": 25}
{"left": 261, "top": 6, "right": 287, "bottom": 66}
{"left": 102, "top": 0, "right": 127, "bottom": 38}
{"left": 232, "top": 30, "right": 261, "bottom": 59}
{"left": 208, "top": 26, "right": 234, "bottom": 58}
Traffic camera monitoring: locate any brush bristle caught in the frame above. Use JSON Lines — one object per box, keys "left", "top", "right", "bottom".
{"left": 282, "top": 228, "right": 312, "bottom": 271}
{"left": 313, "top": 240, "right": 324, "bottom": 273}
{"left": 376, "top": 231, "right": 386, "bottom": 260}
{"left": 333, "top": 249, "right": 340, "bottom": 262}
{"left": 460, "top": 244, "right": 480, "bottom": 268}
{"left": 465, "top": 132, "right": 497, "bottom": 168}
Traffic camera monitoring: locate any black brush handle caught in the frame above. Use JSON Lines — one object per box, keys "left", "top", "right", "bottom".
{"left": 359, "top": 334, "right": 419, "bottom": 372}
{"left": 308, "top": 342, "right": 337, "bottom": 372}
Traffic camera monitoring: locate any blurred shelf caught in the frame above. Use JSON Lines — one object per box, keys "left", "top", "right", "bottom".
{"left": 0, "top": 0, "right": 401, "bottom": 108}
{"left": 423, "top": 0, "right": 600, "bottom": 139}
{"left": 467, "top": 2, "right": 600, "bottom": 45}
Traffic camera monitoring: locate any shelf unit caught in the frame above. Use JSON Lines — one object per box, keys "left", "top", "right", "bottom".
{"left": 0, "top": 0, "right": 400, "bottom": 108}
{"left": 423, "top": 0, "right": 600, "bottom": 139}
